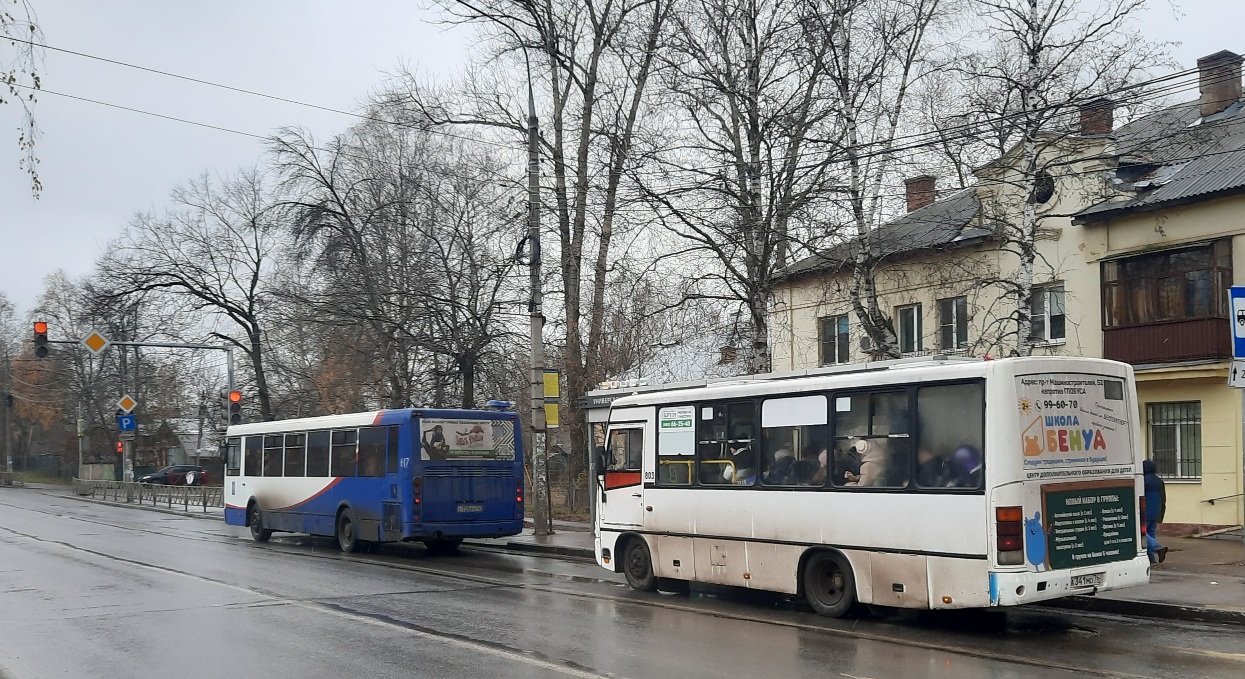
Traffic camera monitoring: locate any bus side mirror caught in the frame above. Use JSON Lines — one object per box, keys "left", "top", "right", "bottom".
{"left": 595, "top": 446, "right": 608, "bottom": 474}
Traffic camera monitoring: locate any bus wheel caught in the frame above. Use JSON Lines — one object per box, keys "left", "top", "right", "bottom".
{"left": 622, "top": 538, "right": 659, "bottom": 592}
{"left": 802, "top": 550, "right": 856, "bottom": 618}
{"left": 336, "top": 509, "right": 360, "bottom": 553}
{"left": 248, "top": 506, "right": 272, "bottom": 543}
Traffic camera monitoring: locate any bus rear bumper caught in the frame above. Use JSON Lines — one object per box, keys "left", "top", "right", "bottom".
{"left": 990, "top": 554, "right": 1150, "bottom": 607}
{"left": 404, "top": 521, "right": 523, "bottom": 540}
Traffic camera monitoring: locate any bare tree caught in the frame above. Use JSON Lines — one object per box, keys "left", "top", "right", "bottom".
{"left": 1, "top": 0, "right": 40, "bottom": 193}
{"left": 419, "top": 0, "right": 675, "bottom": 492}
{"left": 955, "top": 0, "right": 1163, "bottom": 355}
{"left": 102, "top": 169, "right": 283, "bottom": 420}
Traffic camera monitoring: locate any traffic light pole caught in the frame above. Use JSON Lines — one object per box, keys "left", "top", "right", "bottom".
{"left": 36, "top": 334, "right": 236, "bottom": 476}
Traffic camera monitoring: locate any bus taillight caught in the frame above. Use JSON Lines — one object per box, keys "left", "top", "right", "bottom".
{"left": 996, "top": 506, "right": 1025, "bottom": 565}
{"left": 1139, "top": 497, "right": 1146, "bottom": 535}
{"left": 516, "top": 485, "right": 523, "bottom": 504}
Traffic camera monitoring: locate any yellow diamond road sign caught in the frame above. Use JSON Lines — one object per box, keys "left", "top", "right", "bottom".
{"left": 82, "top": 331, "right": 110, "bottom": 355}
{"left": 117, "top": 394, "right": 137, "bottom": 414}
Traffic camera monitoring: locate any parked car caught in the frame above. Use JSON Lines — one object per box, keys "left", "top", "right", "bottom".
{"left": 138, "top": 465, "right": 212, "bottom": 486}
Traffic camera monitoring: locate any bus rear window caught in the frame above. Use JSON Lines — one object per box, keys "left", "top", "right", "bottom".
{"left": 915, "top": 382, "right": 984, "bottom": 489}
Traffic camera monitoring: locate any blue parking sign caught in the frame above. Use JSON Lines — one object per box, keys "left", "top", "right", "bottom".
{"left": 117, "top": 414, "right": 136, "bottom": 431}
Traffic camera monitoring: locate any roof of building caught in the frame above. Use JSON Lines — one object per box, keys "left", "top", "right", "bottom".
{"left": 777, "top": 188, "right": 988, "bottom": 281}
{"left": 1077, "top": 98, "right": 1245, "bottom": 221}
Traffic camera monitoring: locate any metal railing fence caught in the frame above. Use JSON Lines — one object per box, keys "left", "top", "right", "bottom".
{"left": 72, "top": 478, "right": 223, "bottom": 512}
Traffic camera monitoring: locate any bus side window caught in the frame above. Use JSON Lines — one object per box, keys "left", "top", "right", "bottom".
{"left": 331, "top": 430, "right": 358, "bottom": 477}
{"left": 386, "top": 426, "right": 400, "bottom": 474}
{"left": 244, "top": 436, "right": 262, "bottom": 477}
{"left": 225, "top": 437, "right": 241, "bottom": 476}
{"left": 657, "top": 405, "right": 695, "bottom": 485}
{"left": 606, "top": 428, "right": 642, "bottom": 472}
{"left": 284, "top": 433, "right": 307, "bottom": 477}
{"left": 263, "top": 435, "right": 284, "bottom": 477}
{"left": 833, "top": 392, "right": 910, "bottom": 488}
{"left": 916, "top": 382, "right": 985, "bottom": 490}
{"left": 358, "top": 427, "right": 387, "bottom": 478}
{"left": 306, "top": 431, "right": 330, "bottom": 477}
{"left": 697, "top": 401, "right": 756, "bottom": 486}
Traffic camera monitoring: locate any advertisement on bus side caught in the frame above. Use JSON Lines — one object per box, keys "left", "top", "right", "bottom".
{"left": 419, "top": 418, "right": 515, "bottom": 461}
{"left": 1016, "top": 373, "right": 1134, "bottom": 477}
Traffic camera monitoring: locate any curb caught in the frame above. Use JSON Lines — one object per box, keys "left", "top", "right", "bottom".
{"left": 1038, "top": 595, "right": 1245, "bottom": 626}
{"left": 466, "top": 538, "right": 596, "bottom": 561}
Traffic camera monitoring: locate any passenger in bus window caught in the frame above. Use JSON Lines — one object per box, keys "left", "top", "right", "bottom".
{"left": 728, "top": 445, "right": 755, "bottom": 484}
{"left": 845, "top": 439, "right": 888, "bottom": 486}
{"left": 833, "top": 442, "right": 862, "bottom": 485}
{"left": 793, "top": 443, "right": 826, "bottom": 485}
{"left": 916, "top": 447, "right": 949, "bottom": 487}
{"left": 764, "top": 447, "right": 795, "bottom": 484}
{"left": 946, "top": 446, "right": 983, "bottom": 488}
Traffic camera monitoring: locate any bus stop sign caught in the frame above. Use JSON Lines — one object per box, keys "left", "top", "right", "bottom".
{"left": 1229, "top": 286, "right": 1245, "bottom": 387}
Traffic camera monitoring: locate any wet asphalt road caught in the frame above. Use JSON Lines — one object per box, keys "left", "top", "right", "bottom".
{"left": 1, "top": 490, "right": 1243, "bottom": 679}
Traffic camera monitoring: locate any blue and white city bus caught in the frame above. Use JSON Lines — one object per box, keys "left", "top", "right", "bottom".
{"left": 223, "top": 408, "right": 524, "bottom": 553}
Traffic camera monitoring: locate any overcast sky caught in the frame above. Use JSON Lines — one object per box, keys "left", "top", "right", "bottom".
{"left": 1, "top": 0, "right": 1242, "bottom": 316}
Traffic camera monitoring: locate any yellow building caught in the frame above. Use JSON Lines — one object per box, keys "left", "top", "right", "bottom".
{"left": 771, "top": 50, "right": 1245, "bottom": 532}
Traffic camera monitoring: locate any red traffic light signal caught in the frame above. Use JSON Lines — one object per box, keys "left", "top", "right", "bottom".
{"left": 116, "top": 441, "right": 123, "bottom": 453}
{"left": 228, "top": 390, "right": 243, "bottom": 425}
{"left": 33, "top": 321, "right": 48, "bottom": 359}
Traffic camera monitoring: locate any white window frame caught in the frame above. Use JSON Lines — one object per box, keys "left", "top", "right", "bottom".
{"left": 820, "top": 315, "right": 850, "bottom": 365}
{"left": 896, "top": 304, "right": 922, "bottom": 354}
{"left": 938, "top": 296, "right": 968, "bottom": 351}
{"left": 1030, "top": 284, "right": 1066, "bottom": 344}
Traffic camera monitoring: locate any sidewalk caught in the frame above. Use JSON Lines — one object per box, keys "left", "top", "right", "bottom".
{"left": 18, "top": 483, "right": 1245, "bottom": 624}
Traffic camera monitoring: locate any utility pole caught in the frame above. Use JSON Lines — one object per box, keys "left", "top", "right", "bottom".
{"left": 528, "top": 84, "right": 552, "bottom": 537}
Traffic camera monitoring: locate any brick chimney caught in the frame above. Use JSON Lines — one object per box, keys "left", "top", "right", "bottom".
{"left": 904, "top": 175, "right": 936, "bottom": 213}
{"left": 1197, "top": 50, "right": 1243, "bottom": 118}
{"left": 1079, "top": 98, "right": 1113, "bottom": 135}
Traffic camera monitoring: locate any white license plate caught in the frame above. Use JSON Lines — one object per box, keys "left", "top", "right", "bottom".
{"left": 1071, "top": 572, "right": 1104, "bottom": 588}
{"left": 456, "top": 504, "right": 483, "bottom": 513}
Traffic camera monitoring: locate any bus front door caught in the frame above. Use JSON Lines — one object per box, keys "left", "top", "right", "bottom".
{"left": 599, "top": 425, "right": 645, "bottom": 529}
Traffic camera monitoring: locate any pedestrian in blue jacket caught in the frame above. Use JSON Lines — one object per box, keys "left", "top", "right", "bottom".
{"left": 1143, "top": 459, "right": 1168, "bottom": 563}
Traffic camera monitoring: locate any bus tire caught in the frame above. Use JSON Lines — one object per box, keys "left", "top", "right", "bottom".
{"left": 336, "top": 508, "right": 360, "bottom": 553}
{"left": 622, "top": 537, "right": 659, "bottom": 592}
{"left": 248, "top": 505, "right": 272, "bottom": 543}
{"left": 802, "top": 550, "right": 856, "bottom": 618}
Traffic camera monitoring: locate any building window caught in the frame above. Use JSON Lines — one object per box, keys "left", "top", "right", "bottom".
{"left": 938, "top": 296, "right": 968, "bottom": 350}
{"left": 820, "top": 315, "right": 849, "bottom": 364}
{"left": 1148, "top": 402, "right": 1201, "bottom": 479}
{"left": 896, "top": 304, "right": 922, "bottom": 354}
{"left": 1102, "top": 240, "right": 1231, "bottom": 328}
{"left": 1031, "top": 284, "right": 1066, "bottom": 343}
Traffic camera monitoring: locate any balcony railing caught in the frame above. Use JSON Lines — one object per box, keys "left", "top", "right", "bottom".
{"left": 1103, "top": 317, "right": 1230, "bottom": 365}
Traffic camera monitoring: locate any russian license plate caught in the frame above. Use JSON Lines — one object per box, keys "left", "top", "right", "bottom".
{"left": 1070, "top": 572, "right": 1104, "bottom": 588}
{"left": 456, "top": 504, "right": 484, "bottom": 513}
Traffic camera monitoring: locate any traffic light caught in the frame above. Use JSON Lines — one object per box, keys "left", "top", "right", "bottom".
{"left": 33, "top": 321, "right": 48, "bottom": 358}
{"left": 116, "top": 441, "right": 123, "bottom": 453}
{"left": 228, "top": 390, "right": 243, "bottom": 425}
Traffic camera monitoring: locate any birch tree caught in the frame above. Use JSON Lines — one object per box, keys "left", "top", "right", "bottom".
{"left": 1, "top": 0, "right": 40, "bottom": 193}
{"left": 958, "top": 0, "right": 1162, "bottom": 355}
